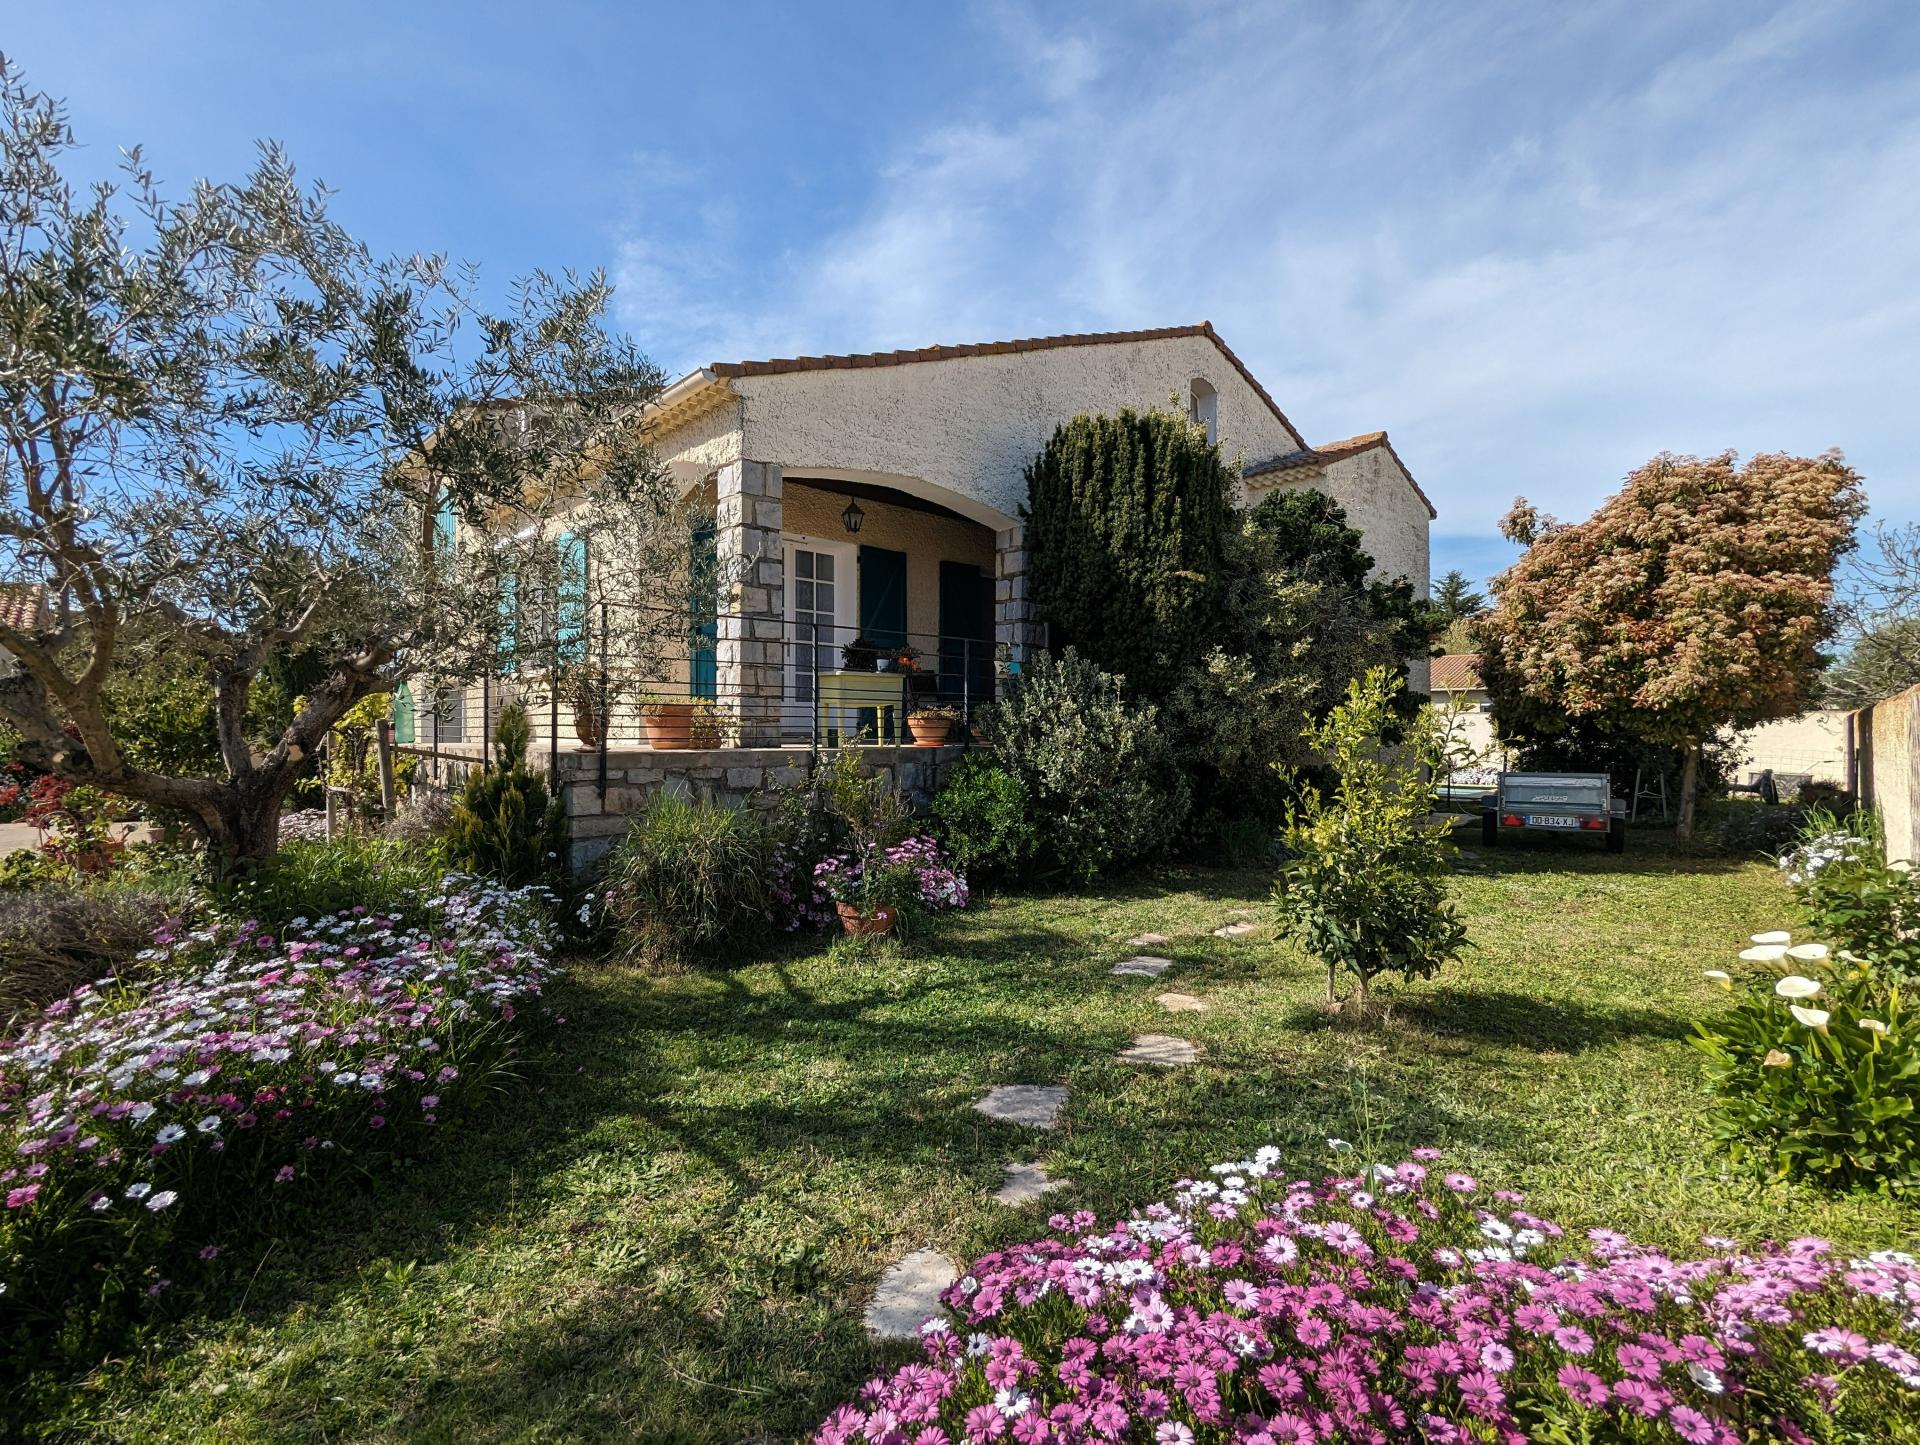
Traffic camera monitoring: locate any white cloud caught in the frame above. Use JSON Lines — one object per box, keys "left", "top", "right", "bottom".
{"left": 615, "top": 0, "right": 1920, "bottom": 548}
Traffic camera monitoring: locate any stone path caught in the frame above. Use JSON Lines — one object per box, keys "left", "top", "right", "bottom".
{"left": 1212, "top": 921, "right": 1257, "bottom": 938}
{"left": 1125, "top": 931, "right": 1170, "bottom": 947}
{"left": 993, "top": 1161, "right": 1070, "bottom": 1205}
{"left": 865, "top": 1248, "right": 959, "bottom": 1340}
{"left": 1156, "top": 991, "right": 1210, "bottom": 1013}
{"left": 973, "top": 1084, "right": 1070, "bottom": 1129}
{"left": 1110, "top": 954, "right": 1173, "bottom": 978}
{"left": 1118, "top": 1033, "right": 1200, "bottom": 1067}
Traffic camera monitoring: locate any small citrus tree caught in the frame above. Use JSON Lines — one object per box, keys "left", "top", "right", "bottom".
{"left": 1273, "top": 667, "right": 1466, "bottom": 1009}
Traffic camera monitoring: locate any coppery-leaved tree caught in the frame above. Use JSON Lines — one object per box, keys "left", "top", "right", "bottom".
{"left": 0, "top": 59, "right": 690, "bottom": 870}
{"left": 1479, "top": 451, "right": 1865, "bottom": 837}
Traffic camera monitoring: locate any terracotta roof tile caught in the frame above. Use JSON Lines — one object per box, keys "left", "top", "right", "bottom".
{"left": 1429, "top": 653, "right": 1484, "bottom": 692}
{"left": 710, "top": 322, "right": 1309, "bottom": 451}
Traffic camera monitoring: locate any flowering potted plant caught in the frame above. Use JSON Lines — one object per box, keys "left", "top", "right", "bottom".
{"left": 814, "top": 852, "right": 916, "bottom": 936}
{"left": 907, "top": 702, "right": 962, "bottom": 747}
{"left": 638, "top": 691, "right": 696, "bottom": 750}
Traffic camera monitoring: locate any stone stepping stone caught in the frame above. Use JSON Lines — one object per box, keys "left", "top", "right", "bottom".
{"left": 1126, "top": 932, "right": 1171, "bottom": 947}
{"left": 992, "top": 1161, "right": 1070, "bottom": 1206}
{"left": 1212, "top": 921, "right": 1257, "bottom": 938}
{"left": 1111, "top": 955, "right": 1174, "bottom": 978}
{"left": 973, "top": 1084, "right": 1069, "bottom": 1129}
{"left": 1118, "top": 1033, "right": 1200, "bottom": 1067}
{"left": 865, "top": 1248, "right": 958, "bottom": 1340}
{"left": 1157, "top": 991, "right": 1211, "bottom": 1013}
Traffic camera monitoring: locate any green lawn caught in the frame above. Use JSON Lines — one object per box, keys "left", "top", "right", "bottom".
{"left": 73, "top": 837, "right": 1917, "bottom": 1441}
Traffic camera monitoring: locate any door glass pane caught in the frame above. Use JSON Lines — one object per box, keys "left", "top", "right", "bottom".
{"left": 816, "top": 554, "right": 834, "bottom": 582}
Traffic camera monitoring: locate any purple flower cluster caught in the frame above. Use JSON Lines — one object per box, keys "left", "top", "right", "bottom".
{"left": 817, "top": 1149, "right": 1920, "bottom": 1444}
{"left": 0, "top": 876, "right": 559, "bottom": 1308}
{"left": 812, "top": 836, "right": 972, "bottom": 914}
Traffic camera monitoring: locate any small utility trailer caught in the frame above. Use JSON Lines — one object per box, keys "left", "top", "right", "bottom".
{"left": 1480, "top": 772, "right": 1626, "bottom": 853}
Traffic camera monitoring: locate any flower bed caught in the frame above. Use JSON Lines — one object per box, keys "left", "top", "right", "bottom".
{"left": 0, "top": 875, "right": 560, "bottom": 1357}
{"left": 818, "top": 1150, "right": 1920, "bottom": 1444}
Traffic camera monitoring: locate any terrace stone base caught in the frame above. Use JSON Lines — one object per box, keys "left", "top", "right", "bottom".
{"left": 400, "top": 742, "right": 968, "bottom": 871}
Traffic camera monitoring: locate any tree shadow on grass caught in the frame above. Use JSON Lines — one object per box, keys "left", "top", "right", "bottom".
{"left": 1457, "top": 835, "right": 1750, "bottom": 879}
{"left": 1381, "top": 987, "right": 1696, "bottom": 1053}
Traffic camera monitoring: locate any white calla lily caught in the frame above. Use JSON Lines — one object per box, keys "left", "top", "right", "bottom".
{"left": 1703, "top": 970, "right": 1732, "bottom": 987}
{"left": 1750, "top": 931, "right": 1792, "bottom": 945}
{"left": 1859, "top": 1018, "right": 1890, "bottom": 1036}
{"left": 1774, "top": 976, "right": 1822, "bottom": 1000}
{"left": 1789, "top": 1005, "right": 1831, "bottom": 1033}
{"left": 1739, "top": 944, "right": 1789, "bottom": 963}
{"left": 1786, "top": 943, "right": 1829, "bottom": 962}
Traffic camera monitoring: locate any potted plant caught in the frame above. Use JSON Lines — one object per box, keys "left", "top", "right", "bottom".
{"left": 557, "top": 663, "right": 602, "bottom": 749}
{"left": 688, "top": 698, "right": 726, "bottom": 749}
{"left": 840, "top": 637, "right": 879, "bottom": 673}
{"left": 638, "top": 692, "right": 696, "bottom": 750}
{"left": 815, "top": 852, "right": 916, "bottom": 937}
{"left": 907, "top": 702, "right": 962, "bottom": 747}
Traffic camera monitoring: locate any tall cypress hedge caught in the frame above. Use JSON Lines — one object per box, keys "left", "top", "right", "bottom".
{"left": 1021, "top": 409, "right": 1236, "bottom": 696}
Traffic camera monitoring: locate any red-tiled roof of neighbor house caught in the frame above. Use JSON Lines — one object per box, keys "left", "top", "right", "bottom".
{"left": 1429, "top": 653, "right": 1485, "bottom": 692}
{"left": 708, "top": 321, "right": 1310, "bottom": 451}
{"left": 1242, "top": 430, "right": 1437, "bottom": 519}
{"left": 0, "top": 583, "right": 48, "bottom": 634}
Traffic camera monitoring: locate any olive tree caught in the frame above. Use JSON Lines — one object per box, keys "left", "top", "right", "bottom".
{"left": 0, "top": 60, "right": 690, "bottom": 870}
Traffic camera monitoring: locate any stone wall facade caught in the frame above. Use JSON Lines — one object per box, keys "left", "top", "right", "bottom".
{"left": 401, "top": 742, "right": 967, "bottom": 871}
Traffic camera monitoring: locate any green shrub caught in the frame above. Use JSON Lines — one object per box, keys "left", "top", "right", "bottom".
{"left": 1693, "top": 813, "right": 1920, "bottom": 1192}
{"left": 600, "top": 794, "right": 770, "bottom": 965}
{"left": 1023, "top": 408, "right": 1237, "bottom": 700}
{"left": 217, "top": 834, "right": 447, "bottom": 932}
{"left": 928, "top": 754, "right": 1038, "bottom": 883}
{"left": 1273, "top": 667, "right": 1467, "bottom": 1008}
{"left": 979, "top": 649, "right": 1187, "bottom": 883}
{"left": 1718, "top": 799, "right": 1817, "bottom": 858}
{"left": 444, "top": 703, "right": 568, "bottom": 887}
{"left": 1781, "top": 811, "right": 1920, "bottom": 981}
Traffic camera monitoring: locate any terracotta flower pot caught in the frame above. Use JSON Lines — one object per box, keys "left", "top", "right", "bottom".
{"left": 835, "top": 902, "right": 898, "bottom": 937}
{"left": 641, "top": 702, "right": 694, "bottom": 750}
{"left": 571, "top": 703, "right": 601, "bottom": 750}
{"left": 907, "top": 714, "right": 954, "bottom": 748}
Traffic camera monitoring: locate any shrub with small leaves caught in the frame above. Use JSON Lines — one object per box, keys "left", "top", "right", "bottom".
{"left": 930, "top": 754, "right": 1040, "bottom": 884}
{"left": 443, "top": 703, "right": 567, "bottom": 887}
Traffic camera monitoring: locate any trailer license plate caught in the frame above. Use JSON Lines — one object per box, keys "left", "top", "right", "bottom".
{"left": 1525, "top": 814, "right": 1578, "bottom": 828}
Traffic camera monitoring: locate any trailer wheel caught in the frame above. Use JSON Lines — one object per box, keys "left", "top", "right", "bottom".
{"left": 1482, "top": 813, "right": 1498, "bottom": 847}
{"left": 1606, "top": 821, "right": 1625, "bottom": 854}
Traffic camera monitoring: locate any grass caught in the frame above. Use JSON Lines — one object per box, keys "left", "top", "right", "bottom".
{"left": 61, "top": 833, "right": 1920, "bottom": 1441}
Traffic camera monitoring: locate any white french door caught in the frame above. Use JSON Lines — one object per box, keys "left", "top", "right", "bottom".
{"left": 783, "top": 536, "right": 856, "bottom": 733}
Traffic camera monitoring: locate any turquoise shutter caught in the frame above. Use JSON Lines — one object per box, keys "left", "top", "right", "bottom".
{"left": 556, "top": 532, "right": 588, "bottom": 663}
{"left": 858, "top": 546, "right": 908, "bottom": 650}
{"left": 498, "top": 571, "right": 519, "bottom": 673}
{"left": 434, "top": 499, "right": 458, "bottom": 558}
{"left": 690, "top": 520, "right": 717, "bottom": 699}
{"left": 392, "top": 682, "right": 416, "bottom": 744}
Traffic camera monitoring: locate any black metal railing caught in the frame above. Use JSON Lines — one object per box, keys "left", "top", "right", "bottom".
{"left": 400, "top": 600, "right": 999, "bottom": 786}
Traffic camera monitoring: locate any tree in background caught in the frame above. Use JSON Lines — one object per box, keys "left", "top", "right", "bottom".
{"left": 1431, "top": 569, "right": 1485, "bottom": 626}
{"left": 0, "top": 61, "right": 692, "bottom": 872}
{"left": 1480, "top": 452, "right": 1865, "bottom": 837}
{"left": 1023, "top": 408, "right": 1236, "bottom": 698}
{"left": 1823, "top": 522, "right": 1920, "bottom": 710}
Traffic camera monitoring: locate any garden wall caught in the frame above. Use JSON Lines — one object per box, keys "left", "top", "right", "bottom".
{"left": 1848, "top": 683, "right": 1920, "bottom": 865}
{"left": 400, "top": 743, "right": 967, "bottom": 870}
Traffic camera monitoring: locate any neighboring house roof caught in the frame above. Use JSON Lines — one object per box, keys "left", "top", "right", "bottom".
{"left": 1429, "top": 652, "right": 1485, "bottom": 692}
{"left": 703, "top": 321, "right": 1310, "bottom": 452}
{"left": 0, "top": 583, "right": 49, "bottom": 634}
{"left": 1242, "top": 430, "right": 1437, "bottom": 520}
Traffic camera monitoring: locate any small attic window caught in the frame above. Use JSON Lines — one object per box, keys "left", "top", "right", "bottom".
{"left": 1188, "top": 377, "right": 1218, "bottom": 441}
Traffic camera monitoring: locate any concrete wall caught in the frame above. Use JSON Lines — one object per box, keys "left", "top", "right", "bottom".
{"left": 731, "top": 333, "right": 1303, "bottom": 526}
{"left": 1851, "top": 685, "right": 1919, "bottom": 866}
{"left": 1727, "top": 710, "right": 1849, "bottom": 785}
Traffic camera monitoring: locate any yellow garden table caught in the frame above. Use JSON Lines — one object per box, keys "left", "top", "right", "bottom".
{"left": 816, "top": 670, "right": 910, "bottom": 743}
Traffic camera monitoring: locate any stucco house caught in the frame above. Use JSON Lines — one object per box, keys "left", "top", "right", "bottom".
{"left": 421, "top": 322, "right": 1434, "bottom": 753}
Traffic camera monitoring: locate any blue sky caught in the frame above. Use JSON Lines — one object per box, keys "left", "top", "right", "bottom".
{"left": 11, "top": 1, "right": 1920, "bottom": 591}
